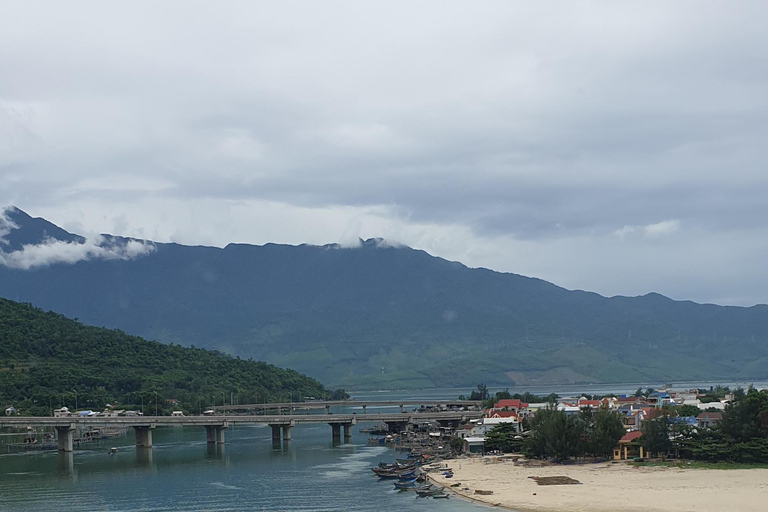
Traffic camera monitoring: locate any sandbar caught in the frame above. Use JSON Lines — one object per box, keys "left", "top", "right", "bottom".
{"left": 428, "top": 458, "right": 768, "bottom": 512}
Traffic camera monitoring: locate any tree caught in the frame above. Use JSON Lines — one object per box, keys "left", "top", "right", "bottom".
{"left": 449, "top": 436, "right": 464, "bottom": 453}
{"left": 675, "top": 404, "right": 702, "bottom": 418}
{"left": 523, "top": 407, "right": 580, "bottom": 461}
{"left": 484, "top": 422, "right": 523, "bottom": 453}
{"left": 329, "top": 389, "right": 350, "bottom": 400}
{"left": 641, "top": 409, "right": 672, "bottom": 458}
{"left": 718, "top": 388, "right": 768, "bottom": 443}
{"left": 589, "top": 409, "right": 626, "bottom": 458}
{"left": 470, "top": 383, "right": 489, "bottom": 401}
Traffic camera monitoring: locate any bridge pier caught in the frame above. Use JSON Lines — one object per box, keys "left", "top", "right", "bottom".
{"left": 270, "top": 424, "right": 282, "bottom": 447}
{"left": 385, "top": 420, "right": 409, "bottom": 434}
{"left": 205, "top": 424, "right": 227, "bottom": 444}
{"left": 134, "top": 425, "right": 155, "bottom": 447}
{"left": 329, "top": 419, "right": 355, "bottom": 444}
{"left": 55, "top": 425, "right": 75, "bottom": 452}
{"left": 268, "top": 420, "right": 294, "bottom": 448}
{"left": 330, "top": 423, "right": 341, "bottom": 444}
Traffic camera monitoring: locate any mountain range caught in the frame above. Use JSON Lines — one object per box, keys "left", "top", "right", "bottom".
{"left": 2, "top": 206, "right": 767, "bottom": 389}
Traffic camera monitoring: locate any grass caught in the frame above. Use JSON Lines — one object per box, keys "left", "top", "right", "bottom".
{"left": 629, "top": 460, "right": 768, "bottom": 470}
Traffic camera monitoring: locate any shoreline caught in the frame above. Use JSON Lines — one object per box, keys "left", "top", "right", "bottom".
{"left": 428, "top": 457, "right": 768, "bottom": 512}
{"left": 425, "top": 472, "right": 506, "bottom": 510}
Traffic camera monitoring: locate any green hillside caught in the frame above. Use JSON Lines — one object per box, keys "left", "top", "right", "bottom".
{"left": 0, "top": 298, "right": 329, "bottom": 415}
{"left": 2, "top": 207, "right": 768, "bottom": 389}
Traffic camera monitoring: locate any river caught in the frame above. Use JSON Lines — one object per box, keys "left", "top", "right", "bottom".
{"left": 2, "top": 382, "right": 765, "bottom": 511}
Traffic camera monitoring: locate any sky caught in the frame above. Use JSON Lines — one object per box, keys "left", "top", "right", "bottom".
{"left": 1, "top": 1, "right": 767, "bottom": 306}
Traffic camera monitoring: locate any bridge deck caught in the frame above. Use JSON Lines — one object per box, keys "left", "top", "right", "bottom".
{"left": 1, "top": 411, "right": 483, "bottom": 428}
{"left": 210, "top": 400, "right": 482, "bottom": 411}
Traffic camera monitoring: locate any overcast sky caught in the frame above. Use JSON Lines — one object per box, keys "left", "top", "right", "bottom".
{"left": 1, "top": 1, "right": 767, "bottom": 306}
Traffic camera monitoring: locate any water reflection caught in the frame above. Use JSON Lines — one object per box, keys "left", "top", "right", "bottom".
{"left": 135, "top": 446, "right": 155, "bottom": 472}
{"left": 56, "top": 451, "right": 76, "bottom": 481}
{"left": 205, "top": 443, "right": 228, "bottom": 465}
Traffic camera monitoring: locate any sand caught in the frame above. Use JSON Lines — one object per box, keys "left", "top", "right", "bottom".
{"left": 428, "top": 458, "right": 768, "bottom": 512}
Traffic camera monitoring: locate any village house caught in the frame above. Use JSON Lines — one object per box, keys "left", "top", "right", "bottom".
{"left": 53, "top": 406, "right": 71, "bottom": 417}
{"left": 696, "top": 411, "right": 723, "bottom": 428}
{"left": 489, "top": 398, "right": 531, "bottom": 419}
{"left": 484, "top": 410, "right": 522, "bottom": 432}
{"left": 557, "top": 403, "right": 581, "bottom": 416}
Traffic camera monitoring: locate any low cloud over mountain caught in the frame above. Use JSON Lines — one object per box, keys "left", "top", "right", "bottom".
{"left": 0, "top": 206, "right": 154, "bottom": 270}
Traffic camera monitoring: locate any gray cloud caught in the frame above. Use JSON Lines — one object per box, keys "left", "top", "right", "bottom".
{"left": 1, "top": 1, "right": 768, "bottom": 304}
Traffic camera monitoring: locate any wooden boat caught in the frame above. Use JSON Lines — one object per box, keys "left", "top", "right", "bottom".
{"left": 416, "top": 488, "right": 445, "bottom": 497}
{"left": 373, "top": 469, "right": 417, "bottom": 479}
{"left": 393, "top": 479, "right": 418, "bottom": 489}
{"left": 398, "top": 484, "right": 432, "bottom": 492}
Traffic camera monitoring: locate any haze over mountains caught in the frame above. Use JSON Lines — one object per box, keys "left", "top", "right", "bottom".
{"left": 2, "top": 206, "right": 767, "bottom": 390}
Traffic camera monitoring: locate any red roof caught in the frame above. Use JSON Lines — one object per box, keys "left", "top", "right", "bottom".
{"left": 696, "top": 412, "right": 723, "bottom": 420}
{"left": 619, "top": 431, "right": 643, "bottom": 443}
{"left": 579, "top": 400, "right": 600, "bottom": 407}
{"left": 488, "top": 410, "right": 519, "bottom": 419}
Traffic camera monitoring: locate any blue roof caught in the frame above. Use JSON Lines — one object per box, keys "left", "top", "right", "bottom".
{"left": 670, "top": 416, "right": 697, "bottom": 426}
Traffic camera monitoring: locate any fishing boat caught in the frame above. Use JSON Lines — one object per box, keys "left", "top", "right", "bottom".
{"left": 393, "top": 479, "right": 418, "bottom": 489}
{"left": 372, "top": 466, "right": 419, "bottom": 478}
{"left": 416, "top": 488, "right": 445, "bottom": 498}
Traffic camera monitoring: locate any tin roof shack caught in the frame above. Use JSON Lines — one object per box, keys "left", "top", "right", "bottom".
{"left": 463, "top": 436, "right": 486, "bottom": 455}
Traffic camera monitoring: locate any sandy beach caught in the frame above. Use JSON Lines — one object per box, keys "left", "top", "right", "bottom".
{"left": 428, "top": 458, "right": 768, "bottom": 512}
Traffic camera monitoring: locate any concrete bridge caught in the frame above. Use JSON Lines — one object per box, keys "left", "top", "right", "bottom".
{"left": 1, "top": 410, "right": 483, "bottom": 452}
{"left": 211, "top": 399, "right": 483, "bottom": 415}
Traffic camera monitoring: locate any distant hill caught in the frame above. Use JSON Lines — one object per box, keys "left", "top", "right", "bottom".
{"left": 2, "top": 206, "right": 768, "bottom": 389}
{"left": 0, "top": 297, "right": 328, "bottom": 415}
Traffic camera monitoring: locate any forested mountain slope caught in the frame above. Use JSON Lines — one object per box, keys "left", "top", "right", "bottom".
{"left": 0, "top": 298, "right": 328, "bottom": 415}
{"left": 2, "top": 206, "right": 768, "bottom": 389}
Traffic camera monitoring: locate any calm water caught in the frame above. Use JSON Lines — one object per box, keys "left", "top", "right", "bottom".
{"left": 3, "top": 382, "right": 765, "bottom": 511}
{"left": 0, "top": 423, "right": 491, "bottom": 512}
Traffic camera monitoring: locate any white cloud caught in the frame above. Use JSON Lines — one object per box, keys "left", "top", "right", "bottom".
{"left": 0, "top": 206, "right": 19, "bottom": 245}
{"left": 0, "top": 208, "right": 155, "bottom": 269}
{"left": 0, "top": 237, "right": 155, "bottom": 270}
{"left": 613, "top": 219, "right": 680, "bottom": 239}
{"left": 643, "top": 219, "right": 680, "bottom": 237}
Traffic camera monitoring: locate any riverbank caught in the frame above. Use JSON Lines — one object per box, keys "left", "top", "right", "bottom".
{"left": 429, "top": 458, "right": 768, "bottom": 512}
